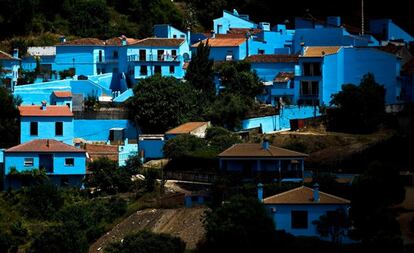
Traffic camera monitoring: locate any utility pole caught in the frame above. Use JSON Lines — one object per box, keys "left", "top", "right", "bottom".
{"left": 361, "top": 0, "right": 365, "bottom": 35}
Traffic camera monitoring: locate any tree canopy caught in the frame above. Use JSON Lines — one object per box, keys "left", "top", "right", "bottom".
{"left": 0, "top": 87, "right": 20, "bottom": 147}
{"left": 127, "top": 75, "right": 202, "bottom": 134}
{"left": 198, "top": 195, "right": 277, "bottom": 252}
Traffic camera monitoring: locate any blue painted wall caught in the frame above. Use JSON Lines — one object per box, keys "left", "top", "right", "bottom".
{"left": 251, "top": 62, "right": 296, "bottom": 82}
{"left": 370, "top": 19, "right": 414, "bottom": 43}
{"left": 55, "top": 45, "right": 104, "bottom": 76}
{"left": 265, "top": 204, "right": 349, "bottom": 238}
{"left": 213, "top": 10, "right": 257, "bottom": 34}
{"left": 74, "top": 120, "right": 138, "bottom": 141}
{"left": 242, "top": 106, "right": 320, "bottom": 133}
{"left": 20, "top": 116, "right": 74, "bottom": 145}
{"left": 138, "top": 139, "right": 165, "bottom": 160}
{"left": 4, "top": 152, "right": 86, "bottom": 175}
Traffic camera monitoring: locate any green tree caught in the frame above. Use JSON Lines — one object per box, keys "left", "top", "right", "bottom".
{"left": 22, "top": 182, "right": 64, "bottom": 220}
{"left": 206, "top": 126, "right": 242, "bottom": 152}
{"left": 69, "top": 0, "right": 110, "bottom": 38}
{"left": 105, "top": 230, "right": 185, "bottom": 253}
{"left": 127, "top": 76, "right": 202, "bottom": 134}
{"left": 313, "top": 208, "right": 349, "bottom": 245}
{"left": 350, "top": 161, "right": 405, "bottom": 251}
{"left": 85, "top": 157, "right": 134, "bottom": 195}
{"left": 0, "top": 231, "right": 12, "bottom": 253}
{"left": 0, "top": 87, "right": 20, "bottom": 147}
{"left": 198, "top": 195, "right": 277, "bottom": 252}
{"left": 216, "top": 61, "right": 262, "bottom": 98}
{"left": 30, "top": 224, "right": 88, "bottom": 253}
{"left": 163, "top": 134, "right": 207, "bottom": 159}
{"left": 329, "top": 73, "right": 386, "bottom": 133}
{"left": 206, "top": 93, "right": 252, "bottom": 130}
{"left": 185, "top": 41, "right": 215, "bottom": 101}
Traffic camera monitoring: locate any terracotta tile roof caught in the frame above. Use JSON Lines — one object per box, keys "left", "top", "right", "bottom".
{"left": 131, "top": 38, "right": 184, "bottom": 47}
{"left": 5, "top": 139, "right": 85, "bottom": 153}
{"left": 215, "top": 33, "right": 246, "bottom": 39}
{"left": 53, "top": 91, "right": 72, "bottom": 98}
{"left": 218, "top": 143, "right": 308, "bottom": 158}
{"left": 105, "top": 36, "right": 140, "bottom": 46}
{"left": 263, "top": 186, "right": 350, "bottom": 205}
{"left": 302, "top": 46, "right": 341, "bottom": 57}
{"left": 0, "top": 50, "right": 20, "bottom": 60}
{"left": 192, "top": 38, "right": 246, "bottom": 48}
{"left": 59, "top": 38, "right": 105, "bottom": 46}
{"left": 245, "top": 54, "right": 299, "bottom": 63}
{"left": 166, "top": 122, "right": 210, "bottom": 135}
{"left": 274, "top": 72, "right": 295, "bottom": 82}
{"left": 84, "top": 144, "right": 118, "bottom": 162}
{"left": 19, "top": 105, "right": 73, "bottom": 117}
{"left": 228, "top": 28, "right": 262, "bottom": 35}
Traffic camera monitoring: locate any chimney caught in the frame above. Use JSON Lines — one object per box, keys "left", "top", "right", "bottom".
{"left": 211, "top": 30, "right": 216, "bottom": 39}
{"left": 12, "top": 48, "right": 19, "bottom": 58}
{"left": 313, "top": 183, "right": 320, "bottom": 202}
{"left": 262, "top": 138, "right": 270, "bottom": 150}
{"left": 121, "top": 35, "right": 127, "bottom": 46}
{"left": 60, "top": 36, "right": 66, "bottom": 43}
{"left": 257, "top": 183, "right": 264, "bottom": 202}
{"left": 41, "top": 100, "right": 47, "bottom": 110}
{"left": 186, "top": 27, "right": 191, "bottom": 46}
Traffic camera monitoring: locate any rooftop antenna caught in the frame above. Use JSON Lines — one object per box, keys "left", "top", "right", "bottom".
{"left": 361, "top": 0, "right": 365, "bottom": 35}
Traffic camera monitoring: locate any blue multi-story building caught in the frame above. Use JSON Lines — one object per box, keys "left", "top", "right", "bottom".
{"left": 19, "top": 102, "right": 74, "bottom": 145}
{"left": 3, "top": 139, "right": 86, "bottom": 189}
{"left": 370, "top": 19, "right": 414, "bottom": 44}
{"left": 0, "top": 49, "right": 20, "bottom": 90}
{"left": 295, "top": 46, "right": 401, "bottom": 106}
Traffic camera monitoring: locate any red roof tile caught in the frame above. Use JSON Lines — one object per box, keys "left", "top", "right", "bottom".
{"left": 192, "top": 38, "right": 246, "bottom": 48}
{"left": 105, "top": 36, "right": 140, "bottom": 46}
{"left": 228, "top": 28, "right": 262, "bottom": 35}
{"left": 166, "top": 122, "right": 210, "bottom": 135}
{"left": 302, "top": 46, "right": 341, "bottom": 57}
{"left": 59, "top": 38, "right": 105, "bottom": 46}
{"left": 245, "top": 54, "right": 299, "bottom": 63}
{"left": 84, "top": 144, "right": 119, "bottom": 162}
{"left": 53, "top": 91, "right": 72, "bottom": 98}
{"left": 218, "top": 143, "right": 308, "bottom": 158}
{"left": 5, "top": 139, "right": 85, "bottom": 153}
{"left": 131, "top": 38, "right": 184, "bottom": 47}
{"left": 0, "top": 50, "right": 20, "bottom": 60}
{"left": 19, "top": 105, "right": 73, "bottom": 117}
{"left": 274, "top": 72, "right": 295, "bottom": 82}
{"left": 263, "top": 186, "right": 350, "bottom": 205}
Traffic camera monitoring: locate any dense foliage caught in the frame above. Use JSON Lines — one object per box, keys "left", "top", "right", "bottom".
{"left": 328, "top": 73, "right": 386, "bottom": 133}
{"left": 198, "top": 195, "right": 277, "bottom": 252}
{"left": 0, "top": 87, "right": 20, "bottom": 148}
{"left": 127, "top": 75, "right": 202, "bottom": 133}
{"left": 105, "top": 230, "right": 186, "bottom": 253}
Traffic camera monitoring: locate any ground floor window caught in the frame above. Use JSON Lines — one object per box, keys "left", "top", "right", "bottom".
{"left": 24, "top": 158, "right": 34, "bottom": 167}
{"left": 291, "top": 210, "right": 308, "bottom": 229}
{"left": 65, "top": 158, "right": 75, "bottom": 166}
{"left": 140, "top": 65, "right": 148, "bottom": 76}
{"left": 300, "top": 81, "right": 319, "bottom": 96}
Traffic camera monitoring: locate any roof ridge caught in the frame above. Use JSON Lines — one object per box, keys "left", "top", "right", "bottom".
{"left": 268, "top": 144, "right": 309, "bottom": 157}
{"left": 263, "top": 186, "right": 305, "bottom": 201}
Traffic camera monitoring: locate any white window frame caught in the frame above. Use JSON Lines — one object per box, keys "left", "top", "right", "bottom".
{"left": 24, "top": 158, "right": 34, "bottom": 167}
{"left": 64, "top": 158, "right": 75, "bottom": 167}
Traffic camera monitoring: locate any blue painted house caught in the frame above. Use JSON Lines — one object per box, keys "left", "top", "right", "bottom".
{"left": 293, "top": 16, "right": 379, "bottom": 54}
{"left": 218, "top": 140, "right": 308, "bottom": 182}
{"left": 120, "top": 37, "right": 191, "bottom": 81}
{"left": 213, "top": 9, "right": 257, "bottom": 35}
{"left": 0, "top": 49, "right": 20, "bottom": 90}
{"left": 138, "top": 134, "right": 165, "bottom": 161}
{"left": 19, "top": 102, "right": 74, "bottom": 145}
{"left": 22, "top": 46, "right": 57, "bottom": 83}
{"left": 296, "top": 46, "right": 401, "bottom": 105}
{"left": 51, "top": 91, "right": 72, "bottom": 108}
{"left": 370, "top": 19, "right": 414, "bottom": 44}
{"left": 192, "top": 36, "right": 248, "bottom": 61}
{"left": 246, "top": 54, "right": 299, "bottom": 105}
{"left": 3, "top": 139, "right": 86, "bottom": 189}
{"left": 262, "top": 185, "right": 352, "bottom": 241}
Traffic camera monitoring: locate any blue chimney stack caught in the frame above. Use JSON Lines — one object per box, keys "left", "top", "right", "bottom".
{"left": 257, "top": 183, "right": 263, "bottom": 202}
{"left": 313, "top": 183, "right": 320, "bottom": 202}
{"left": 262, "top": 138, "right": 269, "bottom": 150}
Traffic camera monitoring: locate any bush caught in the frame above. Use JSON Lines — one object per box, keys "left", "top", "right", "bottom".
{"left": 105, "top": 230, "right": 186, "bottom": 253}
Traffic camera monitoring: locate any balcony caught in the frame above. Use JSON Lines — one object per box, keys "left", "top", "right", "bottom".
{"left": 127, "top": 54, "right": 181, "bottom": 62}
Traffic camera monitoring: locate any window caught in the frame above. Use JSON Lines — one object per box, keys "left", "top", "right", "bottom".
{"left": 65, "top": 158, "right": 74, "bottom": 166}
{"left": 303, "top": 62, "right": 321, "bottom": 76}
{"left": 66, "top": 103, "right": 71, "bottom": 108}
{"left": 30, "top": 122, "right": 38, "bottom": 136}
{"left": 291, "top": 210, "right": 308, "bottom": 229}
{"left": 258, "top": 49, "right": 265, "bottom": 55}
{"left": 140, "top": 65, "right": 148, "bottom": 76}
{"left": 171, "top": 50, "right": 177, "bottom": 59}
{"left": 300, "top": 81, "right": 319, "bottom": 96}
{"left": 154, "top": 65, "right": 161, "bottom": 74}
{"left": 113, "top": 51, "right": 118, "bottom": 59}
{"left": 169, "top": 65, "right": 175, "bottom": 74}
{"left": 24, "top": 158, "right": 34, "bottom": 167}
{"left": 139, "top": 50, "right": 146, "bottom": 61}
{"left": 157, "top": 50, "right": 164, "bottom": 61}
{"left": 55, "top": 122, "right": 63, "bottom": 136}
{"left": 173, "top": 35, "right": 177, "bottom": 38}
{"left": 98, "top": 50, "right": 103, "bottom": 62}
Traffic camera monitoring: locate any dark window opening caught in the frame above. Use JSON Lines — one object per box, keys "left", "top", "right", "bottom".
{"left": 291, "top": 210, "right": 308, "bottom": 229}
{"left": 139, "top": 50, "right": 146, "bottom": 61}
{"left": 258, "top": 49, "right": 265, "bottom": 55}
{"left": 303, "top": 62, "right": 321, "bottom": 76}
{"left": 169, "top": 65, "right": 175, "bottom": 74}
{"left": 140, "top": 65, "right": 148, "bottom": 76}
{"left": 157, "top": 50, "right": 164, "bottom": 61}
{"left": 113, "top": 51, "right": 118, "bottom": 59}
{"left": 55, "top": 122, "right": 63, "bottom": 136}
{"left": 154, "top": 65, "right": 162, "bottom": 74}
{"left": 30, "top": 122, "right": 38, "bottom": 136}
{"left": 65, "top": 158, "right": 74, "bottom": 166}
{"left": 98, "top": 50, "right": 103, "bottom": 62}
{"left": 300, "top": 81, "right": 319, "bottom": 96}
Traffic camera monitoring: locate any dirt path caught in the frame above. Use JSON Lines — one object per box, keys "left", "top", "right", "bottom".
{"left": 89, "top": 207, "right": 208, "bottom": 252}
